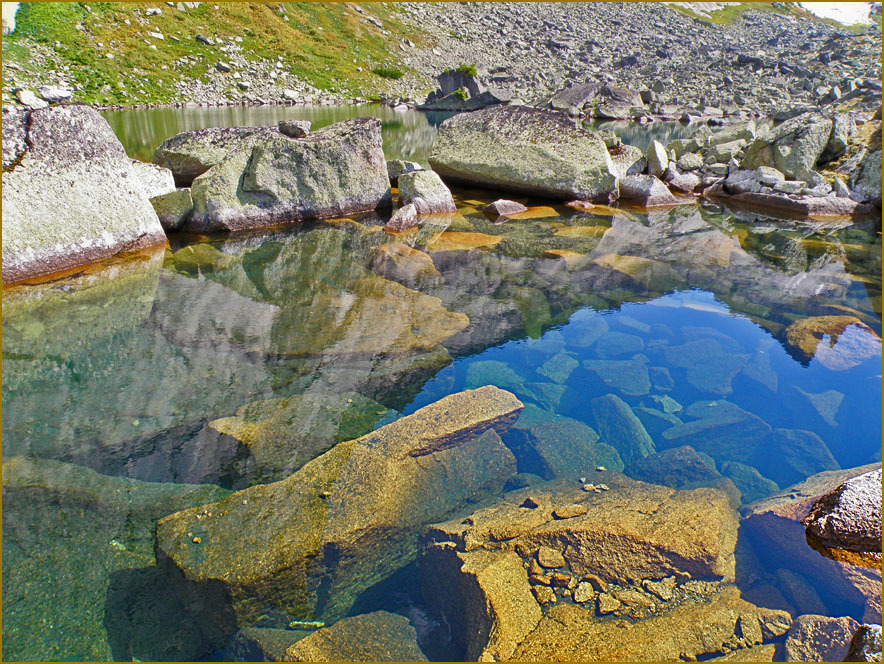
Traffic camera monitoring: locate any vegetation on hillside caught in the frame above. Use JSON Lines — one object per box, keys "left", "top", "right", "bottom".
{"left": 3, "top": 2, "right": 424, "bottom": 105}
{"left": 666, "top": 2, "right": 874, "bottom": 33}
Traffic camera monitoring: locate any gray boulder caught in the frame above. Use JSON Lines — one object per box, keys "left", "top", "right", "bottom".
{"left": 646, "top": 139, "right": 669, "bottom": 177}
{"left": 619, "top": 174, "right": 683, "bottom": 207}
{"left": 186, "top": 118, "right": 392, "bottom": 233}
{"left": 153, "top": 125, "right": 277, "bottom": 186}
{"left": 802, "top": 469, "right": 881, "bottom": 557}
{"left": 130, "top": 159, "right": 176, "bottom": 199}
{"left": 821, "top": 113, "right": 856, "bottom": 163}
{"left": 397, "top": 169, "right": 456, "bottom": 214}
{"left": 386, "top": 159, "right": 422, "bottom": 182}
{"left": 677, "top": 152, "right": 704, "bottom": 171}
{"left": 36, "top": 85, "right": 73, "bottom": 103}
{"left": 150, "top": 188, "right": 194, "bottom": 232}
{"left": 278, "top": 119, "right": 310, "bottom": 138}
{"left": 741, "top": 112, "right": 833, "bottom": 180}
{"left": 850, "top": 148, "right": 882, "bottom": 207}
{"left": 14, "top": 89, "right": 47, "bottom": 109}
{"left": 591, "top": 393, "right": 655, "bottom": 466}
{"left": 429, "top": 106, "right": 617, "bottom": 202}
{"left": 2, "top": 105, "right": 166, "bottom": 283}
{"left": 608, "top": 144, "right": 647, "bottom": 179}
{"left": 385, "top": 202, "right": 418, "bottom": 232}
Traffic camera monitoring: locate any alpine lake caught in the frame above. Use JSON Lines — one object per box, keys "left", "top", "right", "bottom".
{"left": 2, "top": 104, "right": 881, "bottom": 662}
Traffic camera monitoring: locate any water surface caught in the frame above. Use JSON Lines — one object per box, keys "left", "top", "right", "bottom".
{"left": 2, "top": 105, "right": 881, "bottom": 662}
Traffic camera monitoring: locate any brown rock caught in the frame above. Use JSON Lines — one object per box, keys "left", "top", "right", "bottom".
{"left": 537, "top": 546, "right": 566, "bottom": 569}
{"left": 282, "top": 611, "right": 427, "bottom": 662}
{"left": 513, "top": 586, "right": 791, "bottom": 662}
{"left": 553, "top": 503, "right": 588, "bottom": 519}
{"left": 597, "top": 592, "right": 622, "bottom": 614}
{"left": 784, "top": 315, "right": 880, "bottom": 367}
{"left": 784, "top": 614, "right": 860, "bottom": 662}
{"left": 156, "top": 388, "right": 523, "bottom": 633}
{"left": 709, "top": 643, "right": 777, "bottom": 661}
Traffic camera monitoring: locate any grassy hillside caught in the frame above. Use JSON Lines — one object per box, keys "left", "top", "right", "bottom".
{"left": 3, "top": 2, "right": 424, "bottom": 105}
{"left": 666, "top": 1, "right": 872, "bottom": 32}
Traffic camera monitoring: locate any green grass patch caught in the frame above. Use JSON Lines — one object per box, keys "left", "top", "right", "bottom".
{"left": 372, "top": 66, "right": 404, "bottom": 80}
{"left": 4, "top": 2, "right": 424, "bottom": 105}
{"left": 453, "top": 86, "right": 468, "bottom": 101}
{"left": 456, "top": 64, "right": 477, "bottom": 76}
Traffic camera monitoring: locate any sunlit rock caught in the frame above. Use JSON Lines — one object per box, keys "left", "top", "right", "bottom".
{"left": 156, "top": 388, "right": 523, "bottom": 634}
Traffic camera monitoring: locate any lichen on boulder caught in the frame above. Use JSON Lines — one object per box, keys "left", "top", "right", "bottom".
{"left": 429, "top": 105, "right": 617, "bottom": 202}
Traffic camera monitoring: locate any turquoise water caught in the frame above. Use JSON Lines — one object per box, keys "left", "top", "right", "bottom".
{"left": 2, "top": 106, "right": 881, "bottom": 661}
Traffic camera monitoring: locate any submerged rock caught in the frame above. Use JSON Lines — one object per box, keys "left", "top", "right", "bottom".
{"left": 503, "top": 417, "right": 624, "bottom": 479}
{"left": 155, "top": 388, "right": 523, "bottom": 635}
{"left": 370, "top": 241, "right": 441, "bottom": 289}
{"left": 784, "top": 316, "right": 881, "bottom": 370}
{"left": 397, "top": 169, "right": 456, "bottom": 214}
{"left": 186, "top": 118, "right": 392, "bottom": 233}
{"left": 2, "top": 105, "right": 167, "bottom": 283}
{"left": 721, "top": 461, "right": 779, "bottom": 504}
{"left": 429, "top": 105, "right": 617, "bottom": 202}
{"left": 283, "top": 611, "right": 427, "bottom": 662}
{"left": 2, "top": 456, "right": 229, "bottom": 662}
{"left": 513, "top": 586, "right": 790, "bottom": 662}
{"left": 625, "top": 445, "right": 721, "bottom": 488}
{"left": 207, "top": 391, "right": 391, "bottom": 480}
{"left": 661, "top": 400, "right": 770, "bottom": 465}
{"left": 591, "top": 393, "right": 655, "bottom": 466}
{"left": 802, "top": 469, "right": 882, "bottom": 569}
{"left": 758, "top": 428, "right": 839, "bottom": 489}
{"left": 784, "top": 614, "right": 860, "bottom": 662}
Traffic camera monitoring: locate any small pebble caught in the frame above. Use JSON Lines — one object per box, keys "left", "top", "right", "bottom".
{"left": 319, "top": 490, "right": 332, "bottom": 498}
{"left": 582, "top": 483, "right": 596, "bottom": 492}
{"left": 578, "top": 477, "right": 587, "bottom": 483}
{"left": 192, "top": 536, "right": 201, "bottom": 544}
{"left": 521, "top": 496, "right": 540, "bottom": 509}
{"left": 596, "top": 466, "right": 606, "bottom": 471}
{"left": 598, "top": 484, "right": 609, "bottom": 491}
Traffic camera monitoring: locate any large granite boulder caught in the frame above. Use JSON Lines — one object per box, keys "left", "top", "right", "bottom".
{"left": 741, "top": 112, "right": 833, "bottom": 180}
{"left": 429, "top": 106, "right": 617, "bottom": 202}
{"left": 155, "top": 387, "right": 523, "bottom": 638}
{"left": 851, "top": 147, "right": 882, "bottom": 207}
{"left": 420, "top": 476, "right": 770, "bottom": 661}
{"left": 282, "top": 611, "right": 427, "bottom": 662}
{"left": 802, "top": 469, "right": 881, "bottom": 569}
{"left": 2, "top": 104, "right": 166, "bottom": 283}
{"left": 185, "top": 118, "right": 392, "bottom": 233}
{"left": 153, "top": 125, "right": 277, "bottom": 186}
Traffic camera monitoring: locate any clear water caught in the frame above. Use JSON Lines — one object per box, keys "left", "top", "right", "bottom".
{"left": 2, "top": 106, "right": 881, "bottom": 662}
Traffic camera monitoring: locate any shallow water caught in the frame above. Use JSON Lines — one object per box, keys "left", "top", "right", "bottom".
{"left": 2, "top": 106, "right": 881, "bottom": 662}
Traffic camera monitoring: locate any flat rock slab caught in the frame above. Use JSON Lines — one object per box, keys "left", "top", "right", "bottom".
{"left": 186, "top": 117, "right": 392, "bottom": 233}
{"left": 156, "top": 387, "right": 523, "bottom": 635}
{"left": 2, "top": 105, "right": 166, "bottom": 283}
{"left": 429, "top": 105, "right": 617, "bottom": 202}
{"left": 283, "top": 611, "right": 427, "bottom": 662}
{"left": 705, "top": 183, "right": 876, "bottom": 219}
{"left": 784, "top": 614, "right": 860, "bottom": 662}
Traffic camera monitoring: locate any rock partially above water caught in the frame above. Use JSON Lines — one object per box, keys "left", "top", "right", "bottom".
{"left": 156, "top": 387, "right": 523, "bottom": 635}
{"left": 741, "top": 112, "right": 833, "bottom": 180}
{"left": 802, "top": 469, "right": 882, "bottom": 569}
{"left": 283, "top": 611, "right": 427, "bottom": 662}
{"left": 396, "top": 169, "right": 456, "bottom": 214}
{"left": 186, "top": 118, "right": 392, "bottom": 233}
{"left": 153, "top": 125, "right": 277, "bottom": 186}
{"left": 429, "top": 105, "right": 617, "bottom": 202}
{"left": 2, "top": 104, "right": 167, "bottom": 283}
